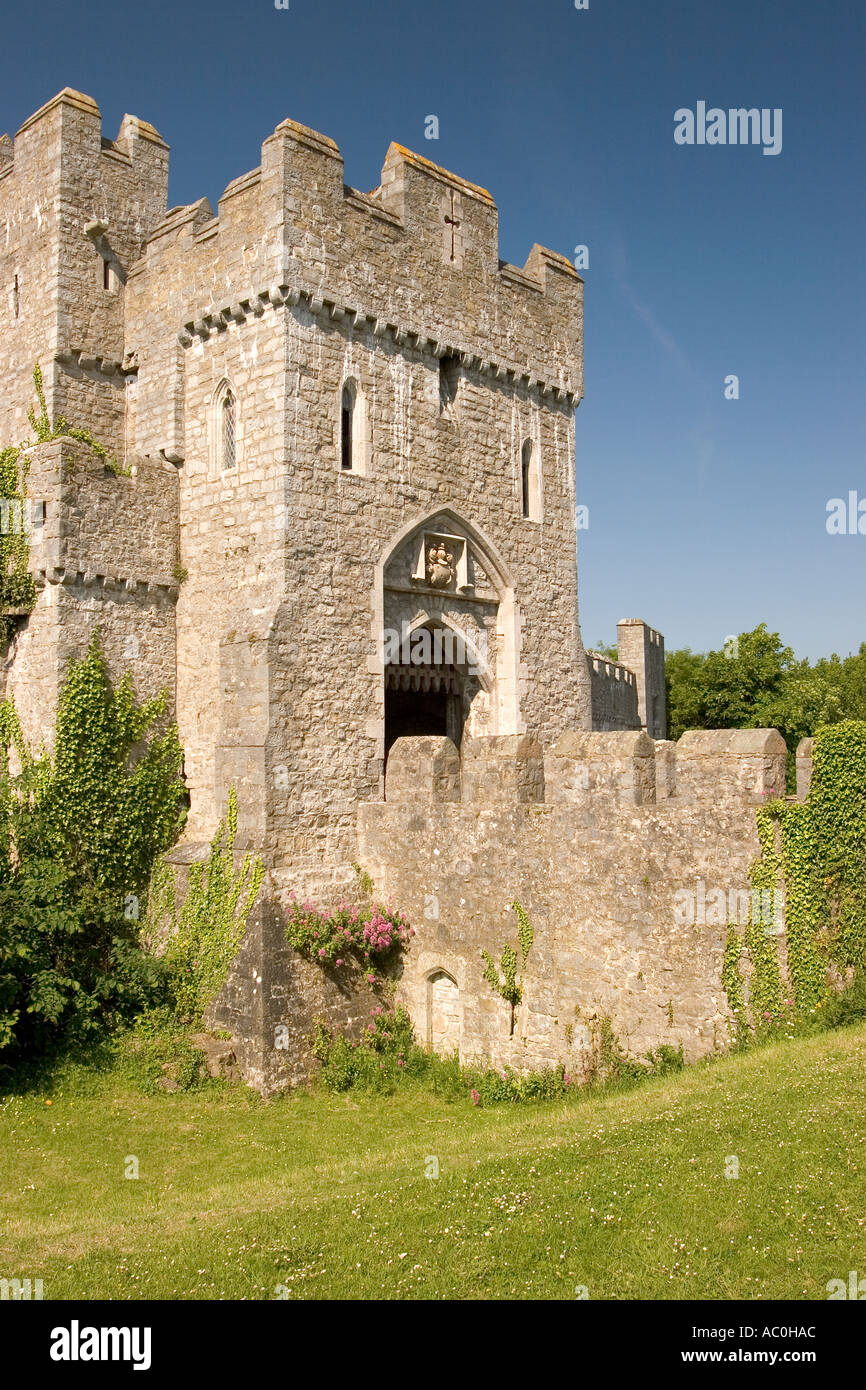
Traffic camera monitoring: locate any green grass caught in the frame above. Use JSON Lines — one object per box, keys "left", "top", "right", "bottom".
{"left": 2, "top": 1025, "right": 865, "bottom": 1300}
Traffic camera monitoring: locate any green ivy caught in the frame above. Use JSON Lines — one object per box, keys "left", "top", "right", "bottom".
{"left": 154, "top": 789, "right": 264, "bottom": 1026}
{"left": 0, "top": 634, "right": 186, "bottom": 1056}
{"left": 722, "top": 720, "right": 866, "bottom": 1037}
{"left": 0, "top": 366, "right": 127, "bottom": 640}
{"left": 721, "top": 927, "right": 747, "bottom": 1046}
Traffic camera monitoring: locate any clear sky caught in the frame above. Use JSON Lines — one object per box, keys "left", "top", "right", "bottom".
{"left": 2, "top": 0, "right": 863, "bottom": 660}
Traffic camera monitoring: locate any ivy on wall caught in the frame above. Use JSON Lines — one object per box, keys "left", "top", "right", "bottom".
{"left": 0, "top": 633, "right": 186, "bottom": 1054}
{"left": 150, "top": 788, "right": 264, "bottom": 1026}
{"left": 723, "top": 720, "right": 866, "bottom": 1036}
{"left": 0, "top": 365, "right": 127, "bottom": 639}
{"left": 482, "top": 900, "right": 535, "bottom": 1035}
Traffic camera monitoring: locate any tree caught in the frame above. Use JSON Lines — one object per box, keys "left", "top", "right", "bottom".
{"left": 665, "top": 624, "right": 850, "bottom": 788}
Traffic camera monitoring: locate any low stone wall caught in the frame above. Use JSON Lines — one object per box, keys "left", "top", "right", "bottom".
{"left": 357, "top": 729, "right": 788, "bottom": 1076}
{"left": 206, "top": 885, "right": 390, "bottom": 1095}
{"left": 213, "top": 727, "right": 797, "bottom": 1093}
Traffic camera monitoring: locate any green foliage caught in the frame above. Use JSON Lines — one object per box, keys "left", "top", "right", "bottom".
{"left": 665, "top": 623, "right": 864, "bottom": 791}
{"left": 722, "top": 721, "right": 866, "bottom": 1044}
{"left": 311, "top": 1002, "right": 573, "bottom": 1103}
{"left": 1, "top": 366, "right": 126, "bottom": 640}
{"left": 579, "top": 1013, "right": 684, "bottom": 1089}
{"left": 155, "top": 789, "right": 264, "bottom": 1026}
{"left": 482, "top": 900, "right": 534, "bottom": 1014}
{"left": 818, "top": 973, "right": 866, "bottom": 1031}
{"left": 590, "top": 640, "right": 619, "bottom": 661}
{"left": 119, "top": 1010, "right": 214, "bottom": 1095}
{"left": 351, "top": 861, "right": 374, "bottom": 896}
{"left": 0, "top": 635, "right": 186, "bottom": 1056}
{"left": 285, "top": 894, "right": 412, "bottom": 980}
{"left": 721, "top": 927, "right": 748, "bottom": 1045}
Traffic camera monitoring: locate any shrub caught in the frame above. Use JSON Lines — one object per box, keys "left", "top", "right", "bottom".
{"left": 286, "top": 896, "right": 413, "bottom": 978}
{"left": 818, "top": 973, "right": 866, "bottom": 1031}
{"left": 0, "top": 635, "right": 185, "bottom": 1057}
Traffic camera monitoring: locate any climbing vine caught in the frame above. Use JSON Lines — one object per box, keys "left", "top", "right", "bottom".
{"left": 153, "top": 788, "right": 264, "bottom": 1025}
{"left": 0, "top": 633, "right": 186, "bottom": 1055}
{"left": 721, "top": 927, "right": 747, "bottom": 1045}
{"left": 0, "top": 365, "right": 127, "bottom": 641}
{"left": 722, "top": 720, "right": 866, "bottom": 1036}
{"left": 482, "top": 900, "right": 535, "bottom": 1034}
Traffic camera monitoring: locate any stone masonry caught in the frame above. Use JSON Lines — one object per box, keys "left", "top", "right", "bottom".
{"left": 0, "top": 90, "right": 773, "bottom": 1094}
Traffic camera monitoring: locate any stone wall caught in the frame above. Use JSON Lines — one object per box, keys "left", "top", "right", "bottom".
{"left": 120, "top": 106, "right": 592, "bottom": 874}
{"left": 353, "top": 729, "right": 786, "bottom": 1076}
{"left": 0, "top": 88, "right": 169, "bottom": 456}
{"left": 617, "top": 618, "right": 667, "bottom": 739}
{"left": 1, "top": 438, "right": 178, "bottom": 742}
{"left": 587, "top": 650, "right": 640, "bottom": 731}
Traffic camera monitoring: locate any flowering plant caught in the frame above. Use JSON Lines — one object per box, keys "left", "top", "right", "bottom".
{"left": 285, "top": 894, "right": 413, "bottom": 974}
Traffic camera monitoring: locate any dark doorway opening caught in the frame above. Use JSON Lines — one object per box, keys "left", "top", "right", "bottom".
{"left": 385, "top": 685, "right": 448, "bottom": 753}
{"left": 384, "top": 663, "right": 464, "bottom": 759}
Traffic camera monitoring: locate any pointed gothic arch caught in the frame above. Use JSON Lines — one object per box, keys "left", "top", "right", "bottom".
{"left": 373, "top": 508, "right": 523, "bottom": 761}
{"left": 211, "top": 377, "right": 239, "bottom": 475}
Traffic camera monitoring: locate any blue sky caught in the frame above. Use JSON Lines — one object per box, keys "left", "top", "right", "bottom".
{"left": 2, "top": 0, "right": 863, "bottom": 660}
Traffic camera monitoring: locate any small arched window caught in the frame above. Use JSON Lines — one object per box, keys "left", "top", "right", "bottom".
{"left": 340, "top": 381, "right": 355, "bottom": 471}
{"left": 221, "top": 388, "right": 237, "bottom": 471}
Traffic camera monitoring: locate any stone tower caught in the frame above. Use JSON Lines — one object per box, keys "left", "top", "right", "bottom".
{"left": 0, "top": 90, "right": 592, "bottom": 899}
{"left": 617, "top": 617, "right": 667, "bottom": 740}
{"left": 0, "top": 90, "right": 177, "bottom": 740}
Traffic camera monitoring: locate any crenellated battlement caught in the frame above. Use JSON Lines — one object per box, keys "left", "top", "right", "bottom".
{"left": 384, "top": 728, "right": 788, "bottom": 809}
{"left": 121, "top": 109, "right": 583, "bottom": 410}
{"left": 0, "top": 89, "right": 169, "bottom": 454}
{"left": 359, "top": 727, "right": 791, "bottom": 1083}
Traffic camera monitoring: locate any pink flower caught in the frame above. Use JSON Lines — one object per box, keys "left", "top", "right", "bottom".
{"left": 336, "top": 959, "right": 343, "bottom": 967}
{"left": 564, "top": 1072, "right": 572, "bottom": 1086}
{"left": 318, "top": 948, "right": 326, "bottom": 958}
{"left": 470, "top": 1088, "right": 480, "bottom": 1106}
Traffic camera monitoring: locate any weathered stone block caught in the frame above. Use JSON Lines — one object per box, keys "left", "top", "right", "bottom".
{"left": 676, "top": 729, "right": 787, "bottom": 805}
{"left": 461, "top": 733, "right": 544, "bottom": 803}
{"left": 545, "top": 729, "right": 656, "bottom": 805}
{"left": 796, "top": 737, "right": 814, "bottom": 801}
{"left": 385, "top": 735, "right": 461, "bottom": 803}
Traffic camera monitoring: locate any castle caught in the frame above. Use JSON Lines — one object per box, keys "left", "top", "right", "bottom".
{"left": 0, "top": 90, "right": 787, "bottom": 1092}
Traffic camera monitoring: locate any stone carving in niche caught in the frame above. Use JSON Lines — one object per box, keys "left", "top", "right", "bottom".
{"left": 411, "top": 531, "right": 473, "bottom": 594}
{"left": 427, "top": 539, "right": 454, "bottom": 588}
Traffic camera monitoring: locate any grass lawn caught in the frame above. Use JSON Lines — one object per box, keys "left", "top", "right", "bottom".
{"left": 2, "top": 1024, "right": 865, "bottom": 1301}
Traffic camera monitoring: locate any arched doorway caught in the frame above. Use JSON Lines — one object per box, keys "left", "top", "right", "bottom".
{"left": 427, "top": 969, "right": 460, "bottom": 1055}
{"left": 376, "top": 509, "right": 519, "bottom": 765}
